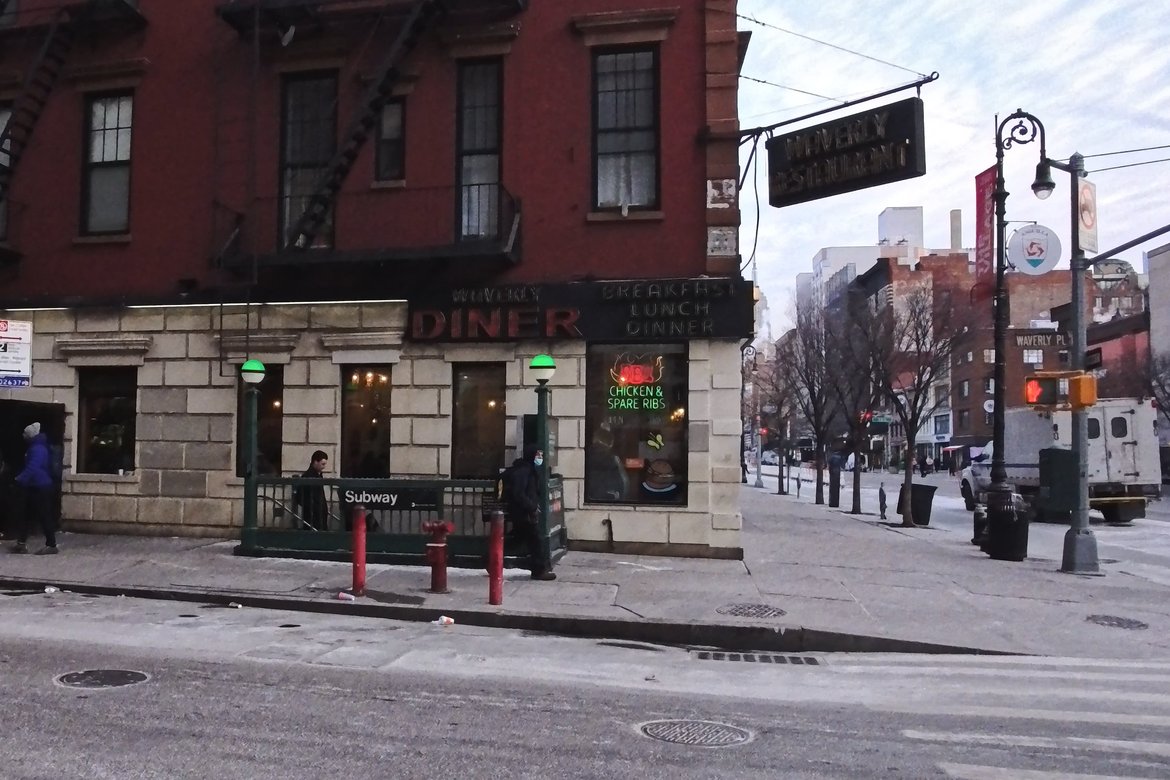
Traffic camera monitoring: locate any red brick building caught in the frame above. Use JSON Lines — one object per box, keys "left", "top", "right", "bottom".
{"left": 0, "top": 0, "right": 753, "bottom": 556}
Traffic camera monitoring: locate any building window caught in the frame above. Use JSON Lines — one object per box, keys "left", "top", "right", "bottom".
{"left": 0, "top": 1, "right": 15, "bottom": 26}
{"left": 984, "top": 377, "right": 994, "bottom": 394}
{"left": 934, "top": 386, "right": 949, "bottom": 407}
{"left": 957, "top": 409, "right": 970, "bottom": 431}
{"left": 450, "top": 363, "right": 506, "bottom": 479}
{"left": 280, "top": 72, "right": 336, "bottom": 248}
{"left": 341, "top": 367, "right": 392, "bottom": 477}
{"left": 375, "top": 99, "right": 405, "bottom": 181}
{"left": 237, "top": 365, "right": 284, "bottom": 477}
{"left": 82, "top": 93, "right": 133, "bottom": 235}
{"left": 78, "top": 367, "right": 137, "bottom": 474}
{"left": 1111, "top": 416, "right": 1128, "bottom": 439}
{"left": 585, "top": 343, "right": 687, "bottom": 504}
{"left": 0, "top": 103, "right": 9, "bottom": 240}
{"left": 457, "top": 60, "right": 501, "bottom": 240}
{"left": 983, "top": 349, "right": 994, "bottom": 363}
{"left": 1023, "top": 349, "right": 1043, "bottom": 366}
{"left": 933, "top": 415, "right": 950, "bottom": 436}
{"left": 958, "top": 380, "right": 970, "bottom": 399}
{"left": 593, "top": 48, "right": 659, "bottom": 211}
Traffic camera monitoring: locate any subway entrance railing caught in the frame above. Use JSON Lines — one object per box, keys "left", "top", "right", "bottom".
{"left": 236, "top": 475, "right": 566, "bottom": 569}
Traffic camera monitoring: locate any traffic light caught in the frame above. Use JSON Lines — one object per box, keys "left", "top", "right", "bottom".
{"left": 759, "top": 427, "right": 768, "bottom": 436}
{"left": 1024, "top": 376, "right": 1060, "bottom": 406}
{"left": 1068, "top": 374, "right": 1098, "bottom": 408}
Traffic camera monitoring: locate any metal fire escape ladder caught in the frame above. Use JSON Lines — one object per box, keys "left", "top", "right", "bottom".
{"left": 0, "top": 10, "right": 77, "bottom": 207}
{"left": 286, "top": 0, "right": 447, "bottom": 251}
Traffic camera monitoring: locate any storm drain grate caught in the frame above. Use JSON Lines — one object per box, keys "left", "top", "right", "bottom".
{"left": 715, "top": 603, "right": 787, "bottom": 619}
{"left": 639, "top": 719, "right": 751, "bottom": 747}
{"left": 55, "top": 669, "right": 150, "bottom": 689}
{"left": 692, "top": 650, "right": 820, "bottom": 665}
{"left": 1086, "top": 614, "right": 1149, "bottom": 631}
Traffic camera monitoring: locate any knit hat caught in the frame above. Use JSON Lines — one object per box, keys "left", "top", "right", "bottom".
{"left": 23, "top": 422, "right": 40, "bottom": 440}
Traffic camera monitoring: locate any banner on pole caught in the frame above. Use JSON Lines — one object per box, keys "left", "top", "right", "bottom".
{"left": 973, "top": 165, "right": 997, "bottom": 302}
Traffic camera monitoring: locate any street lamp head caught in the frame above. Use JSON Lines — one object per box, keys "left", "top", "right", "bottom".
{"left": 1031, "top": 160, "right": 1056, "bottom": 200}
{"left": 240, "top": 358, "right": 266, "bottom": 385}
{"left": 529, "top": 354, "right": 556, "bottom": 385}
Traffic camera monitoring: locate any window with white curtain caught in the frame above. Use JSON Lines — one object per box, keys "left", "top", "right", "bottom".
{"left": 457, "top": 60, "right": 500, "bottom": 239}
{"left": 82, "top": 93, "right": 133, "bottom": 234}
{"left": 593, "top": 48, "right": 658, "bottom": 211}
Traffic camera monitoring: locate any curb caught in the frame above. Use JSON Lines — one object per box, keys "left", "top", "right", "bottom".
{"left": 0, "top": 576, "right": 1013, "bottom": 656}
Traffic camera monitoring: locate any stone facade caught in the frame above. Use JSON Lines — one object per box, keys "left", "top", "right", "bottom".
{"left": 2, "top": 301, "right": 745, "bottom": 555}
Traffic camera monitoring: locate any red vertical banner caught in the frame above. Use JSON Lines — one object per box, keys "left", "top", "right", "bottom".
{"left": 974, "top": 165, "right": 997, "bottom": 302}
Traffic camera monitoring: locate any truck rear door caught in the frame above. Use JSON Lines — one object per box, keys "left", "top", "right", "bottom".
{"left": 1097, "top": 406, "right": 1140, "bottom": 482}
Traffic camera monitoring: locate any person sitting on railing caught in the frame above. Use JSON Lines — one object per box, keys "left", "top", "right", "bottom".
{"left": 294, "top": 450, "right": 330, "bottom": 531}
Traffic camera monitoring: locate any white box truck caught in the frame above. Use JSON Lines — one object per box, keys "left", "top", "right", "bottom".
{"left": 960, "top": 398, "right": 1162, "bottom": 523}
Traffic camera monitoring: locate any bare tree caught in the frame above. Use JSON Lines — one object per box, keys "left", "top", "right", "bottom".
{"left": 825, "top": 306, "right": 883, "bottom": 514}
{"left": 776, "top": 301, "right": 839, "bottom": 504}
{"left": 868, "top": 285, "right": 972, "bottom": 526}
{"left": 1150, "top": 351, "right": 1170, "bottom": 430}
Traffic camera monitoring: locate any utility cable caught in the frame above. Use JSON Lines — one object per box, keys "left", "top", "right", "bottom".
{"left": 736, "top": 11, "right": 927, "bottom": 78}
{"left": 740, "top": 74, "right": 843, "bottom": 104}
{"left": 1090, "top": 157, "right": 1170, "bottom": 174}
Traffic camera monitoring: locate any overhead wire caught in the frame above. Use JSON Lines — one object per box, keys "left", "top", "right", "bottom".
{"left": 1090, "top": 157, "right": 1170, "bottom": 174}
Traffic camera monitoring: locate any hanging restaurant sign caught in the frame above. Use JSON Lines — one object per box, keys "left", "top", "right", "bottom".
{"left": 766, "top": 97, "right": 926, "bottom": 208}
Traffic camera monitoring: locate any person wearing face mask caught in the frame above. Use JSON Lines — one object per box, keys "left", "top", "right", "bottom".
{"left": 502, "top": 443, "right": 555, "bottom": 580}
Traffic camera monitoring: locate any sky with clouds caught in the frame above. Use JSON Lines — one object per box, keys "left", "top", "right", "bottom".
{"left": 736, "top": 0, "right": 1170, "bottom": 336}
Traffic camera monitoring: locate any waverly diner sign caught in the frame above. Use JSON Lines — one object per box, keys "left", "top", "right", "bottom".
{"left": 767, "top": 97, "right": 927, "bottom": 208}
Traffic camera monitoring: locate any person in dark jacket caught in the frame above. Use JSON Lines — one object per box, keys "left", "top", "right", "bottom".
{"left": 12, "top": 422, "right": 57, "bottom": 554}
{"left": 294, "top": 450, "right": 330, "bottom": 531}
{"left": 504, "top": 444, "right": 555, "bottom": 580}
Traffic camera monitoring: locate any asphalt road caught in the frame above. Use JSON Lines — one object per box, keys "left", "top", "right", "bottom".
{"left": 2, "top": 591, "right": 1170, "bottom": 779}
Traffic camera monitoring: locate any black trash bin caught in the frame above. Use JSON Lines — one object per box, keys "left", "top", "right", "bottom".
{"left": 985, "top": 495, "right": 1029, "bottom": 561}
{"left": 828, "top": 462, "right": 842, "bottom": 507}
{"left": 897, "top": 483, "right": 938, "bottom": 526}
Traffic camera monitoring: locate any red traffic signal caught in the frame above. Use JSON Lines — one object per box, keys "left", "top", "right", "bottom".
{"left": 759, "top": 428, "right": 768, "bottom": 436}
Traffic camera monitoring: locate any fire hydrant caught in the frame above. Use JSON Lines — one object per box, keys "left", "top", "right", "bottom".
{"left": 422, "top": 520, "right": 454, "bottom": 594}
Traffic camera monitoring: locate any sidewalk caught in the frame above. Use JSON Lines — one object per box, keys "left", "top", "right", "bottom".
{"left": 2, "top": 485, "right": 1168, "bottom": 658}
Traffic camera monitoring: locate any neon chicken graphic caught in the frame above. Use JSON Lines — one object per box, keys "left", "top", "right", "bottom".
{"left": 610, "top": 354, "right": 664, "bottom": 386}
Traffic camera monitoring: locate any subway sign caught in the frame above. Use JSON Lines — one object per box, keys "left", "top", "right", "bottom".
{"left": 767, "top": 97, "right": 926, "bottom": 208}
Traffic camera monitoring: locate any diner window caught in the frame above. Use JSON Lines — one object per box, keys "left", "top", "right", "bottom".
{"left": 375, "top": 98, "right": 405, "bottom": 181}
{"left": 593, "top": 48, "right": 659, "bottom": 210}
{"left": 280, "top": 72, "right": 336, "bottom": 247}
{"left": 82, "top": 93, "right": 133, "bottom": 235}
{"left": 236, "top": 365, "right": 284, "bottom": 477}
{"left": 451, "top": 363, "right": 506, "bottom": 478}
{"left": 584, "top": 343, "right": 687, "bottom": 505}
{"left": 341, "top": 366, "right": 392, "bottom": 477}
{"left": 78, "top": 367, "right": 137, "bottom": 474}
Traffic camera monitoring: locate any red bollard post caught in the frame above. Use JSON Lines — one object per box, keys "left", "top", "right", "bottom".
{"left": 487, "top": 510, "right": 504, "bottom": 605}
{"left": 351, "top": 504, "right": 366, "bottom": 597}
{"left": 422, "top": 520, "right": 453, "bottom": 594}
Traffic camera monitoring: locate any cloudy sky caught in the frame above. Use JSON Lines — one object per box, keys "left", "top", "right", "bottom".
{"left": 736, "top": 0, "right": 1170, "bottom": 335}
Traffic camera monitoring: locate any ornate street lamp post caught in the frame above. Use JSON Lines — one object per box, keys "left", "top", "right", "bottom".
{"left": 991, "top": 110, "right": 1097, "bottom": 572}
{"left": 530, "top": 354, "right": 556, "bottom": 541}
{"left": 240, "top": 358, "right": 266, "bottom": 550}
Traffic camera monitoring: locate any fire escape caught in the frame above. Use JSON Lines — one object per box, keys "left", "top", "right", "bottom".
{"left": 0, "top": 0, "right": 146, "bottom": 265}
{"left": 215, "top": 0, "right": 527, "bottom": 279}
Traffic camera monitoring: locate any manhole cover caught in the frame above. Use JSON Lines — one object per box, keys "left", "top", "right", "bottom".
{"left": 1086, "top": 615, "right": 1148, "bottom": 631}
{"left": 715, "top": 603, "right": 786, "bottom": 619}
{"left": 639, "top": 719, "right": 751, "bottom": 747}
{"left": 56, "top": 670, "right": 150, "bottom": 689}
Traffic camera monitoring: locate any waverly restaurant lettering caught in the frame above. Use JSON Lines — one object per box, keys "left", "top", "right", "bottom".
{"left": 408, "top": 281, "right": 750, "bottom": 342}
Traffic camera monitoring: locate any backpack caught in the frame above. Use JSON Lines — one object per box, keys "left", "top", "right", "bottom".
{"left": 497, "top": 462, "right": 521, "bottom": 505}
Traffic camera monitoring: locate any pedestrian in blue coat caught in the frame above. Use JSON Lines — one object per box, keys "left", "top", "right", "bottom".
{"left": 12, "top": 422, "right": 57, "bottom": 554}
